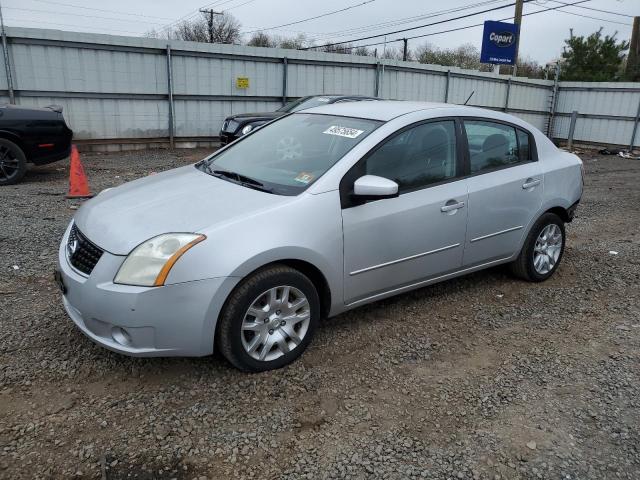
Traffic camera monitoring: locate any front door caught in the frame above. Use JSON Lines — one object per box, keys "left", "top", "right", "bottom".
{"left": 341, "top": 119, "right": 469, "bottom": 305}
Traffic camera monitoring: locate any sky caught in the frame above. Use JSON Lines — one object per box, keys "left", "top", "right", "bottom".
{"left": 1, "top": 0, "right": 637, "bottom": 65}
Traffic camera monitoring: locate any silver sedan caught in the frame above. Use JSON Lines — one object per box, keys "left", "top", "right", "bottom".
{"left": 56, "top": 101, "right": 583, "bottom": 372}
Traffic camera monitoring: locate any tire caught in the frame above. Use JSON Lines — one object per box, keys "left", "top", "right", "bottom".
{"left": 217, "top": 265, "right": 320, "bottom": 372}
{"left": 0, "top": 138, "right": 27, "bottom": 186}
{"left": 510, "top": 212, "right": 566, "bottom": 282}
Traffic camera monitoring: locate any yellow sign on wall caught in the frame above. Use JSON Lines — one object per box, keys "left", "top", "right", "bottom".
{"left": 236, "top": 77, "right": 249, "bottom": 89}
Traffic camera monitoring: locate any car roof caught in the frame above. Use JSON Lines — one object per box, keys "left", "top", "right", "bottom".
{"left": 297, "top": 94, "right": 378, "bottom": 102}
{"left": 302, "top": 100, "right": 490, "bottom": 122}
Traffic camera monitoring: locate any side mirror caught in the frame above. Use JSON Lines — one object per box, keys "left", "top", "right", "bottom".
{"left": 352, "top": 175, "right": 399, "bottom": 201}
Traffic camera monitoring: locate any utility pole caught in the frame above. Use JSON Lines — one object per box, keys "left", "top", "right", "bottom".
{"left": 512, "top": 0, "right": 524, "bottom": 76}
{"left": 402, "top": 38, "right": 408, "bottom": 61}
{"left": 199, "top": 9, "right": 222, "bottom": 43}
{"left": 0, "top": 0, "right": 14, "bottom": 103}
{"left": 626, "top": 17, "right": 639, "bottom": 81}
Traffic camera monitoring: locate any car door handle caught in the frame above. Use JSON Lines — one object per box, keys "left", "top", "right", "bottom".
{"left": 522, "top": 178, "right": 541, "bottom": 189}
{"left": 441, "top": 201, "right": 465, "bottom": 212}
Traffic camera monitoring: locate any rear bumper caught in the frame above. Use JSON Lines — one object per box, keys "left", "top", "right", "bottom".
{"left": 30, "top": 142, "right": 72, "bottom": 165}
{"left": 29, "top": 125, "right": 73, "bottom": 165}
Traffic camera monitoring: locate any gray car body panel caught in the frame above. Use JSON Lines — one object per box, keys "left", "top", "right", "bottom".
{"left": 58, "top": 101, "right": 583, "bottom": 356}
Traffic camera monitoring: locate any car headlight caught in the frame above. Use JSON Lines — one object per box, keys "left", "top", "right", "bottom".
{"left": 114, "top": 233, "right": 205, "bottom": 287}
{"left": 241, "top": 124, "right": 254, "bottom": 135}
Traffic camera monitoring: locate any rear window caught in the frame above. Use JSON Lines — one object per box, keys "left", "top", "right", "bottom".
{"left": 463, "top": 120, "right": 534, "bottom": 174}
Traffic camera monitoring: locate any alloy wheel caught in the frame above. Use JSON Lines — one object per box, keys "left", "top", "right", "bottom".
{"left": 533, "top": 224, "right": 563, "bottom": 275}
{"left": 241, "top": 285, "right": 311, "bottom": 362}
{"left": 0, "top": 145, "right": 21, "bottom": 182}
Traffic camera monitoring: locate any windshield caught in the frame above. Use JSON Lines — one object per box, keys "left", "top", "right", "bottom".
{"left": 198, "top": 113, "right": 382, "bottom": 195}
{"left": 277, "top": 96, "right": 338, "bottom": 113}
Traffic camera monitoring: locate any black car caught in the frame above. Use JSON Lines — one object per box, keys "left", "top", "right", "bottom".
{"left": 219, "top": 95, "right": 379, "bottom": 145}
{"left": 0, "top": 104, "right": 73, "bottom": 185}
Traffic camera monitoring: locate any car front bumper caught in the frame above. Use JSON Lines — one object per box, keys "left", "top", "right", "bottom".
{"left": 57, "top": 224, "right": 237, "bottom": 357}
{"left": 219, "top": 131, "right": 239, "bottom": 146}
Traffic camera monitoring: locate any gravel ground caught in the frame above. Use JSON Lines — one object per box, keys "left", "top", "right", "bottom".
{"left": 1, "top": 148, "right": 639, "bottom": 479}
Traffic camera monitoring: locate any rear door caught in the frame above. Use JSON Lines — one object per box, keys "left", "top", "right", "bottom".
{"left": 341, "top": 119, "right": 469, "bottom": 305}
{"left": 461, "top": 119, "right": 543, "bottom": 266}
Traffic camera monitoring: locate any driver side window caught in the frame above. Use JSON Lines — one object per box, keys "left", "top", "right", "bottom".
{"left": 363, "top": 120, "right": 458, "bottom": 193}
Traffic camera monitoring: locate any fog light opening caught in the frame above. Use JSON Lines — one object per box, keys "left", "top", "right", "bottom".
{"left": 111, "top": 327, "right": 132, "bottom": 346}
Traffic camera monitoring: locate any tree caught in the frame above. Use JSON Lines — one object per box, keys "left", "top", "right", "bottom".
{"left": 560, "top": 28, "right": 629, "bottom": 81}
{"left": 497, "top": 56, "right": 545, "bottom": 79}
{"left": 163, "top": 11, "right": 241, "bottom": 44}
{"left": 415, "top": 43, "right": 488, "bottom": 70}
{"left": 278, "top": 34, "right": 310, "bottom": 49}
{"left": 349, "top": 46, "right": 366, "bottom": 56}
{"left": 247, "top": 31, "right": 276, "bottom": 48}
{"left": 380, "top": 46, "right": 404, "bottom": 60}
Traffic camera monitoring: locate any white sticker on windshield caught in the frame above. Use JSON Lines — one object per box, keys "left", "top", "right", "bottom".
{"left": 323, "top": 125, "right": 364, "bottom": 139}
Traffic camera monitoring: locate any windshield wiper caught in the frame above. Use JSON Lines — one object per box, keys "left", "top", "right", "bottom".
{"left": 211, "top": 169, "right": 273, "bottom": 193}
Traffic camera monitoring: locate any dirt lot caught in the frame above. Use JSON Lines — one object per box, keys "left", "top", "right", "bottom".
{"left": 1, "top": 148, "right": 639, "bottom": 479}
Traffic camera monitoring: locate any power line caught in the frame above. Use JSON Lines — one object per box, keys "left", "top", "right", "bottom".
{"left": 225, "top": 0, "right": 259, "bottom": 11}
{"left": 157, "top": 0, "right": 251, "bottom": 34}
{"left": 24, "top": 0, "right": 175, "bottom": 21}
{"left": 2, "top": 16, "right": 143, "bottom": 34}
{"left": 320, "top": 0, "right": 593, "bottom": 51}
{"left": 157, "top": 1, "right": 225, "bottom": 33}
{"left": 242, "top": 3, "right": 502, "bottom": 42}
{"left": 553, "top": 7, "right": 633, "bottom": 26}
{"left": 300, "top": 0, "right": 530, "bottom": 50}
{"left": 291, "top": 0, "right": 508, "bottom": 41}
{"left": 3, "top": 6, "right": 166, "bottom": 25}
{"left": 242, "top": 0, "right": 376, "bottom": 35}
{"left": 544, "top": 0, "right": 635, "bottom": 18}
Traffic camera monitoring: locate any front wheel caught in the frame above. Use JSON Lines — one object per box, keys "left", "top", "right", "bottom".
{"left": 216, "top": 265, "right": 319, "bottom": 372}
{"left": 510, "top": 212, "right": 566, "bottom": 282}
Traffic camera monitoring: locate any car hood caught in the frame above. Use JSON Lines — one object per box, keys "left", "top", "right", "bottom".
{"left": 74, "top": 165, "right": 291, "bottom": 255}
{"left": 228, "top": 112, "right": 284, "bottom": 122}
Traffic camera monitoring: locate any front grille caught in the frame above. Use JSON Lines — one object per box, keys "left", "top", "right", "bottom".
{"left": 67, "top": 224, "right": 104, "bottom": 275}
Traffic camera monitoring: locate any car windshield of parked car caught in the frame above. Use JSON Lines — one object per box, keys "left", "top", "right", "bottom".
{"left": 198, "top": 113, "right": 382, "bottom": 195}
{"left": 277, "top": 96, "right": 338, "bottom": 113}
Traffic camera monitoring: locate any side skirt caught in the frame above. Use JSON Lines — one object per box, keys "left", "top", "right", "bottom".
{"left": 342, "top": 256, "right": 513, "bottom": 310}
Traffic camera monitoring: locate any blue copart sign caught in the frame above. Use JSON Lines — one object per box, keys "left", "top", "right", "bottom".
{"left": 480, "top": 20, "right": 519, "bottom": 65}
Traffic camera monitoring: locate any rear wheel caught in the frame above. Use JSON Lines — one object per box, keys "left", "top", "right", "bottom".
{"left": 510, "top": 212, "right": 565, "bottom": 282}
{"left": 0, "top": 138, "right": 27, "bottom": 186}
{"left": 217, "top": 265, "right": 319, "bottom": 372}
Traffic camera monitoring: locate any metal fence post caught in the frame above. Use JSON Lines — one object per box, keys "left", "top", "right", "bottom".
{"left": 282, "top": 57, "right": 288, "bottom": 106}
{"left": 166, "top": 45, "right": 175, "bottom": 149}
{"left": 374, "top": 62, "right": 380, "bottom": 97}
{"left": 629, "top": 96, "right": 640, "bottom": 152}
{"left": 0, "top": 11, "right": 15, "bottom": 104}
{"left": 444, "top": 69, "right": 451, "bottom": 103}
{"left": 546, "top": 63, "right": 561, "bottom": 138}
{"left": 504, "top": 77, "right": 511, "bottom": 112}
{"left": 567, "top": 110, "right": 578, "bottom": 151}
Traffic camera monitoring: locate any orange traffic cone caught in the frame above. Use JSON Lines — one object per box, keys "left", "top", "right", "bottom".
{"left": 66, "top": 145, "right": 92, "bottom": 199}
